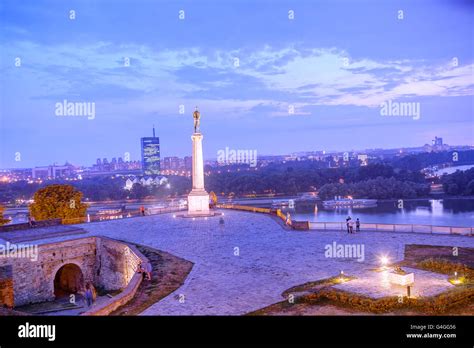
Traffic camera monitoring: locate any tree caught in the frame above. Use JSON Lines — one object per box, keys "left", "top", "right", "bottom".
{"left": 29, "top": 184, "right": 88, "bottom": 220}
{"left": 0, "top": 204, "right": 10, "bottom": 225}
{"left": 209, "top": 191, "right": 218, "bottom": 206}
{"left": 130, "top": 183, "right": 149, "bottom": 200}
{"left": 466, "top": 180, "right": 474, "bottom": 195}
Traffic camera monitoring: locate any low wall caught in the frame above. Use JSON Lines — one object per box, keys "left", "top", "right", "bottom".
{"left": 216, "top": 204, "right": 271, "bottom": 214}
{"left": 216, "top": 204, "right": 309, "bottom": 230}
{"left": 0, "top": 219, "right": 62, "bottom": 232}
{"left": 291, "top": 220, "right": 310, "bottom": 230}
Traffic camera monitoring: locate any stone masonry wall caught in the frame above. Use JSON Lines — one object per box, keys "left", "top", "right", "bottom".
{"left": 0, "top": 237, "right": 97, "bottom": 306}
{"left": 0, "top": 265, "right": 14, "bottom": 308}
{"left": 0, "top": 236, "right": 140, "bottom": 307}
{"left": 96, "top": 237, "right": 142, "bottom": 291}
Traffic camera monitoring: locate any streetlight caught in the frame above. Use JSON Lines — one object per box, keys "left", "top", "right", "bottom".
{"left": 380, "top": 256, "right": 389, "bottom": 269}
{"left": 339, "top": 270, "right": 345, "bottom": 282}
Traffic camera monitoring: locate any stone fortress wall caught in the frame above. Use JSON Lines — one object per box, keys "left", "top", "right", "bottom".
{"left": 0, "top": 236, "right": 145, "bottom": 308}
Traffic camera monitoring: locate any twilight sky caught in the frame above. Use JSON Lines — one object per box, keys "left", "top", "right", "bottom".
{"left": 0, "top": 0, "right": 473, "bottom": 168}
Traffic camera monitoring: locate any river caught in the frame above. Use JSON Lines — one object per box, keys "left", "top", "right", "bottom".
{"left": 285, "top": 198, "right": 474, "bottom": 227}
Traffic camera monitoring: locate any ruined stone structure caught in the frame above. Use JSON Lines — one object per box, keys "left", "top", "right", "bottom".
{"left": 0, "top": 236, "right": 143, "bottom": 307}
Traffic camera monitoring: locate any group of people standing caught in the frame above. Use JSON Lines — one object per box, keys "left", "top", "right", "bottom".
{"left": 345, "top": 216, "right": 360, "bottom": 234}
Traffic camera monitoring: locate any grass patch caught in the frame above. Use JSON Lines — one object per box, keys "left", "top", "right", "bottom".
{"left": 301, "top": 286, "right": 474, "bottom": 314}
{"left": 282, "top": 275, "right": 356, "bottom": 298}
{"left": 251, "top": 258, "right": 474, "bottom": 315}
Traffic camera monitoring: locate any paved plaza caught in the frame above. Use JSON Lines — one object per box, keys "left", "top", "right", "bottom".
{"left": 38, "top": 210, "right": 470, "bottom": 315}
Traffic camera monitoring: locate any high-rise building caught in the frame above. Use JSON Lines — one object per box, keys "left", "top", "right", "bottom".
{"left": 141, "top": 126, "right": 161, "bottom": 175}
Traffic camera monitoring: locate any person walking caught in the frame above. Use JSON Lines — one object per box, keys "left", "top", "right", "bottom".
{"left": 144, "top": 262, "right": 152, "bottom": 281}
{"left": 356, "top": 218, "right": 360, "bottom": 233}
{"left": 346, "top": 216, "right": 351, "bottom": 233}
{"left": 84, "top": 283, "right": 93, "bottom": 307}
{"left": 140, "top": 206, "right": 145, "bottom": 216}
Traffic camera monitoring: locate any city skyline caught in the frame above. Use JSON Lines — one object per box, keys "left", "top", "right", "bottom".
{"left": 1, "top": 0, "right": 473, "bottom": 168}
{"left": 1, "top": 132, "right": 469, "bottom": 170}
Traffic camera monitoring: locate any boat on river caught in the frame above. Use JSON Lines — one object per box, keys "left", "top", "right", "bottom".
{"left": 323, "top": 196, "right": 377, "bottom": 209}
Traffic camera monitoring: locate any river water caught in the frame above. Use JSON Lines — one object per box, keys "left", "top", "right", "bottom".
{"left": 284, "top": 199, "right": 474, "bottom": 227}
{"left": 5, "top": 198, "right": 474, "bottom": 228}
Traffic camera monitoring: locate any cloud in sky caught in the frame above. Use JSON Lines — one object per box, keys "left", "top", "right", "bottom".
{"left": 3, "top": 41, "right": 473, "bottom": 109}
{"left": 0, "top": 0, "right": 473, "bottom": 167}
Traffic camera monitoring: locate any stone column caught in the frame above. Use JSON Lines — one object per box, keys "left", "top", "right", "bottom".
{"left": 191, "top": 133, "right": 205, "bottom": 190}
{"left": 187, "top": 133, "right": 210, "bottom": 215}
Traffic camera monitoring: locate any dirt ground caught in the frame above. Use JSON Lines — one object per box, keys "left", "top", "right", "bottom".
{"left": 402, "top": 244, "right": 474, "bottom": 268}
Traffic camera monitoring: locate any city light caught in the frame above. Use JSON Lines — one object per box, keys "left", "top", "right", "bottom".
{"left": 380, "top": 256, "right": 390, "bottom": 270}
{"left": 339, "top": 270, "right": 347, "bottom": 283}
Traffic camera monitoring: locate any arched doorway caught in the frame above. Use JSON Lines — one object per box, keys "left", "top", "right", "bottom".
{"left": 53, "top": 263, "right": 84, "bottom": 298}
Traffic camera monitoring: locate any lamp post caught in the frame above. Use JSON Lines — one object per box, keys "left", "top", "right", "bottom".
{"left": 380, "top": 256, "right": 389, "bottom": 270}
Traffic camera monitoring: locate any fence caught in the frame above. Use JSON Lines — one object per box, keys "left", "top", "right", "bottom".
{"left": 308, "top": 221, "right": 473, "bottom": 236}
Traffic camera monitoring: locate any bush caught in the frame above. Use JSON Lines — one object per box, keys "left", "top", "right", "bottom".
{"left": 301, "top": 287, "right": 474, "bottom": 314}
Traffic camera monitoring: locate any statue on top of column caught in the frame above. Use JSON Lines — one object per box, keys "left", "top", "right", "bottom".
{"left": 193, "top": 106, "right": 200, "bottom": 133}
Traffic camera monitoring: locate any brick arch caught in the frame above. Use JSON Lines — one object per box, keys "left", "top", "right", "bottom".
{"left": 53, "top": 262, "right": 85, "bottom": 298}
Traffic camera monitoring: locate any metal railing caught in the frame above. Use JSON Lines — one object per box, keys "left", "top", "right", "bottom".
{"left": 308, "top": 221, "right": 473, "bottom": 236}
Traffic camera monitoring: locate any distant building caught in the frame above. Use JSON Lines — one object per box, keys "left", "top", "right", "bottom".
{"left": 424, "top": 136, "right": 449, "bottom": 152}
{"left": 32, "top": 167, "right": 50, "bottom": 179}
{"left": 32, "top": 163, "right": 75, "bottom": 179}
{"left": 141, "top": 126, "right": 161, "bottom": 175}
{"left": 163, "top": 156, "right": 181, "bottom": 170}
{"left": 357, "top": 154, "right": 368, "bottom": 166}
{"left": 123, "top": 175, "right": 168, "bottom": 190}
{"left": 184, "top": 156, "right": 192, "bottom": 170}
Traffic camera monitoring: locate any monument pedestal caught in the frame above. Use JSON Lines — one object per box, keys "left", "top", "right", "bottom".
{"left": 187, "top": 189, "right": 210, "bottom": 216}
